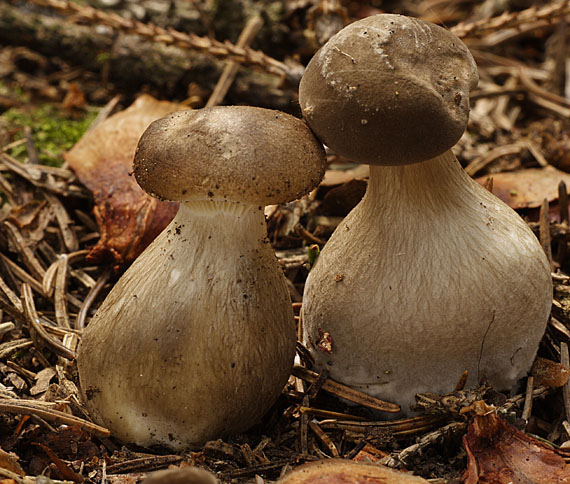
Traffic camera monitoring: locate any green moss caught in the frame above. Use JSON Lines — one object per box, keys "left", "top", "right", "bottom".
{"left": 2, "top": 104, "right": 98, "bottom": 166}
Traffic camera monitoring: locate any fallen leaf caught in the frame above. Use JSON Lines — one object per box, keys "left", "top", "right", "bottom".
{"left": 6, "top": 201, "right": 52, "bottom": 245}
{"left": 531, "top": 357, "right": 570, "bottom": 388}
{"left": 462, "top": 410, "right": 570, "bottom": 483}
{"left": 65, "top": 95, "right": 183, "bottom": 265}
{"left": 351, "top": 443, "right": 388, "bottom": 463}
{"left": 62, "top": 82, "right": 86, "bottom": 113}
{"left": 29, "top": 367, "right": 56, "bottom": 396}
{"left": 476, "top": 166, "right": 570, "bottom": 210}
{"left": 0, "top": 447, "right": 25, "bottom": 476}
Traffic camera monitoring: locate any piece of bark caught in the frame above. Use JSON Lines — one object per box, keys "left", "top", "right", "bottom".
{"left": 65, "top": 94, "right": 182, "bottom": 265}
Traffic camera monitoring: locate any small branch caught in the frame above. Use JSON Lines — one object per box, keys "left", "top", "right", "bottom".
{"left": 0, "top": 398, "right": 110, "bottom": 437}
{"left": 206, "top": 15, "right": 264, "bottom": 107}
{"left": 451, "top": 1, "right": 570, "bottom": 39}
{"left": 292, "top": 365, "right": 400, "bottom": 413}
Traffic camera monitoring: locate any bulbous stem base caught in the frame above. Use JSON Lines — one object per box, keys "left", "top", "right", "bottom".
{"left": 78, "top": 201, "right": 296, "bottom": 448}
{"left": 302, "top": 151, "right": 552, "bottom": 413}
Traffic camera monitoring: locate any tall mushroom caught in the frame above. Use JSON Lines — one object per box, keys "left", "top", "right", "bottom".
{"left": 299, "top": 14, "right": 552, "bottom": 412}
{"left": 77, "top": 106, "right": 326, "bottom": 449}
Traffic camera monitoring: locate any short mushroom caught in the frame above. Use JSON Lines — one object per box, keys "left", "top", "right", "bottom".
{"left": 299, "top": 14, "right": 552, "bottom": 412}
{"left": 77, "top": 106, "right": 327, "bottom": 448}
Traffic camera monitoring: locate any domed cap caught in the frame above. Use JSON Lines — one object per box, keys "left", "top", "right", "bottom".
{"left": 299, "top": 14, "right": 479, "bottom": 165}
{"left": 277, "top": 459, "right": 430, "bottom": 483}
{"left": 134, "top": 106, "right": 326, "bottom": 205}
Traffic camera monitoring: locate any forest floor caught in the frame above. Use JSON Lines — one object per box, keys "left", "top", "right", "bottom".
{"left": 1, "top": 0, "right": 570, "bottom": 483}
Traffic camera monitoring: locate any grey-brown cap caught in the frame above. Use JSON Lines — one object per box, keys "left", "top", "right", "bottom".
{"left": 133, "top": 106, "right": 326, "bottom": 205}
{"left": 299, "top": 14, "right": 479, "bottom": 165}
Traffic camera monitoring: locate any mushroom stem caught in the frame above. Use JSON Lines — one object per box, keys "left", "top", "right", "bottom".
{"left": 79, "top": 200, "right": 296, "bottom": 448}
{"left": 302, "top": 150, "right": 552, "bottom": 412}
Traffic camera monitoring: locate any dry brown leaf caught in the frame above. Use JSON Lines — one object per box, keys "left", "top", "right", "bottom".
{"left": 6, "top": 201, "right": 52, "bottom": 245}
{"left": 29, "top": 367, "right": 56, "bottom": 396}
{"left": 62, "top": 82, "right": 86, "bottom": 113}
{"left": 462, "top": 411, "right": 570, "bottom": 483}
{"left": 66, "top": 95, "right": 184, "bottom": 265}
{"left": 476, "top": 166, "right": 570, "bottom": 210}
{"left": 531, "top": 357, "right": 570, "bottom": 388}
{"left": 0, "top": 447, "right": 24, "bottom": 476}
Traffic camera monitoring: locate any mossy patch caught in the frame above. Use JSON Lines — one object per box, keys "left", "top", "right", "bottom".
{"left": 3, "top": 103, "right": 98, "bottom": 166}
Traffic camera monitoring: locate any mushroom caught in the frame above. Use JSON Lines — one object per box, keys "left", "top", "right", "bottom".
{"left": 141, "top": 467, "right": 219, "bottom": 484}
{"left": 77, "top": 106, "right": 327, "bottom": 449}
{"left": 277, "top": 459, "right": 430, "bottom": 483}
{"left": 299, "top": 14, "right": 552, "bottom": 412}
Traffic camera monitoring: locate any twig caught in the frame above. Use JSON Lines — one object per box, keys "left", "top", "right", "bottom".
{"left": 521, "top": 376, "right": 534, "bottom": 423}
{"left": 43, "top": 191, "right": 79, "bottom": 253}
{"left": 464, "top": 143, "right": 525, "bottom": 176}
{"left": 21, "top": 283, "right": 76, "bottom": 361}
{"left": 299, "top": 395, "right": 309, "bottom": 455}
{"left": 87, "top": 95, "right": 121, "bottom": 133}
{"left": 561, "top": 342, "right": 570, "bottom": 421}
{"left": 0, "top": 398, "right": 110, "bottom": 437}
{"left": 299, "top": 406, "right": 366, "bottom": 421}
{"left": 560, "top": 181, "right": 569, "bottom": 224}
{"left": 292, "top": 366, "right": 400, "bottom": 413}
{"left": 380, "top": 422, "right": 466, "bottom": 468}
{"left": 54, "top": 255, "right": 71, "bottom": 329}
{"left": 75, "top": 267, "right": 111, "bottom": 329}
{"left": 308, "top": 421, "right": 340, "bottom": 457}
{"left": 0, "top": 153, "right": 85, "bottom": 198}
{"left": 0, "top": 339, "right": 34, "bottom": 359}
{"left": 24, "top": 126, "right": 39, "bottom": 165}
{"left": 105, "top": 455, "right": 183, "bottom": 474}
{"left": 3, "top": 221, "right": 46, "bottom": 281}
{"left": 320, "top": 414, "right": 447, "bottom": 438}
{"left": 206, "top": 16, "right": 264, "bottom": 107}
{"left": 294, "top": 223, "right": 326, "bottom": 245}
{"left": 540, "top": 198, "right": 554, "bottom": 271}
{"left": 451, "top": 1, "right": 570, "bottom": 39}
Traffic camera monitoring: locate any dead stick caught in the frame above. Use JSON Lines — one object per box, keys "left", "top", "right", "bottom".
{"left": 292, "top": 365, "right": 400, "bottom": 413}
{"left": 560, "top": 181, "right": 569, "bottom": 224}
{"left": 562, "top": 342, "right": 570, "bottom": 421}
{"left": 206, "top": 16, "right": 264, "bottom": 107}
{"left": 539, "top": 198, "right": 554, "bottom": 270}
{"left": 21, "top": 283, "right": 76, "bottom": 361}
{"left": 521, "top": 375, "right": 534, "bottom": 424}
{"left": 0, "top": 398, "right": 110, "bottom": 437}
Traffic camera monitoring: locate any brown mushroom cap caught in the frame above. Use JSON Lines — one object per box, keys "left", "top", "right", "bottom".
{"left": 141, "top": 467, "right": 219, "bottom": 484}
{"left": 299, "top": 14, "right": 479, "bottom": 165}
{"left": 134, "top": 106, "right": 326, "bottom": 205}
{"left": 277, "top": 459, "right": 430, "bottom": 483}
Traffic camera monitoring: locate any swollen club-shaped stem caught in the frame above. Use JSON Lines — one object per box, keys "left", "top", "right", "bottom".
{"left": 77, "top": 106, "right": 327, "bottom": 448}
{"left": 299, "top": 14, "right": 552, "bottom": 413}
